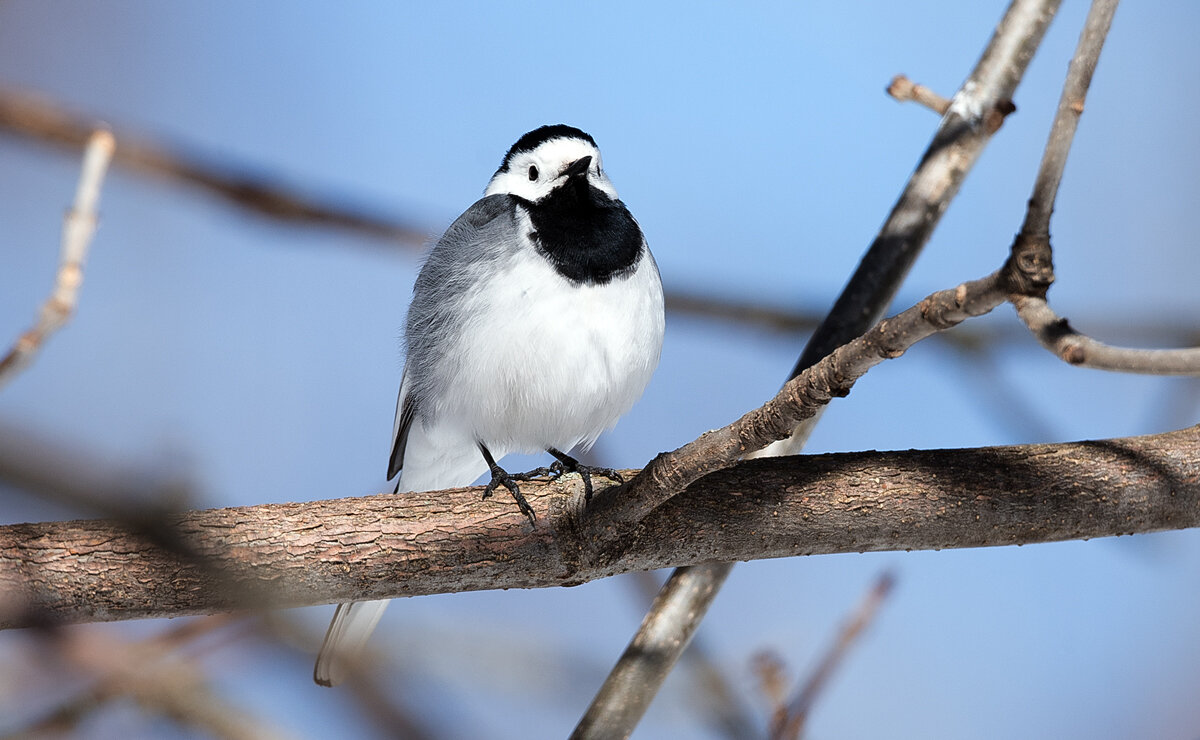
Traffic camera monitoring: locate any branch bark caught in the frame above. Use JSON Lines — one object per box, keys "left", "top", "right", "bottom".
{"left": 3, "top": 425, "right": 1197, "bottom": 628}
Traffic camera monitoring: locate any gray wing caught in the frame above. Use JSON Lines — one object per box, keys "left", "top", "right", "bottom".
{"left": 387, "top": 370, "right": 415, "bottom": 480}
{"left": 388, "top": 195, "right": 517, "bottom": 481}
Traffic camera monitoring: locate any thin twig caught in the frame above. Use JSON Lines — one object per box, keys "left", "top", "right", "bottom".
{"left": 769, "top": 572, "right": 896, "bottom": 740}
{"left": 783, "top": 0, "right": 1057, "bottom": 402}
{"left": 1012, "top": 296, "right": 1200, "bottom": 373}
{"left": 886, "top": 75, "right": 951, "bottom": 114}
{"left": 1019, "top": 0, "right": 1119, "bottom": 239}
{"left": 0, "top": 129, "right": 114, "bottom": 391}
{"left": 1003, "top": 1, "right": 1195, "bottom": 374}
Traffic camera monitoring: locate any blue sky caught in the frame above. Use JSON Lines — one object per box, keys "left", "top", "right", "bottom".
{"left": 1, "top": 2, "right": 1199, "bottom": 738}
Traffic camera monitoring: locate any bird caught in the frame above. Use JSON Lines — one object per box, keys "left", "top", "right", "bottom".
{"left": 313, "top": 124, "right": 665, "bottom": 686}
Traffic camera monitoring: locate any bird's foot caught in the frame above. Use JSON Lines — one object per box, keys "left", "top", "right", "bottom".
{"left": 482, "top": 466, "right": 537, "bottom": 524}
{"left": 546, "top": 448, "right": 625, "bottom": 502}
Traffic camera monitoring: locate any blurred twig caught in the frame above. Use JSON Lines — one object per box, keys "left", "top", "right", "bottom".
{"left": 0, "top": 128, "right": 113, "bottom": 391}
{"left": 941, "top": 341, "right": 1060, "bottom": 442}
{"left": 0, "top": 420, "right": 286, "bottom": 633}
{"left": 6, "top": 616, "right": 291, "bottom": 740}
{"left": 0, "top": 420, "right": 194, "bottom": 521}
{"left": 0, "top": 88, "right": 427, "bottom": 245}
{"left": 626, "top": 571, "right": 758, "bottom": 740}
{"left": 768, "top": 572, "right": 896, "bottom": 740}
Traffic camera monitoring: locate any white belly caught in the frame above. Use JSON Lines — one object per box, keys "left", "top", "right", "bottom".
{"left": 431, "top": 247, "right": 664, "bottom": 454}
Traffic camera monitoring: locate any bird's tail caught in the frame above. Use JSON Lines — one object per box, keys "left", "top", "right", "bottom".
{"left": 313, "top": 600, "right": 391, "bottom": 686}
{"left": 313, "top": 423, "right": 490, "bottom": 686}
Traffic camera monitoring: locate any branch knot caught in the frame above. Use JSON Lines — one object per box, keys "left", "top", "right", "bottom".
{"left": 1003, "top": 231, "right": 1055, "bottom": 298}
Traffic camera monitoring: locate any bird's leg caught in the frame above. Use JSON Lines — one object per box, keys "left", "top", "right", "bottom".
{"left": 478, "top": 443, "right": 536, "bottom": 523}
{"left": 546, "top": 447, "right": 625, "bottom": 502}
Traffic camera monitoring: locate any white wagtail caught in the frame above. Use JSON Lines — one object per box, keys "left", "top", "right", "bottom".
{"left": 314, "top": 125, "right": 665, "bottom": 686}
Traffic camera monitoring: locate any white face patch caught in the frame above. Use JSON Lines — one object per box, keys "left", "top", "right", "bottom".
{"left": 485, "top": 136, "right": 619, "bottom": 202}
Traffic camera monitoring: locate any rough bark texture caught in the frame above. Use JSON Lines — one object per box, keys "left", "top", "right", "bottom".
{"left": 3, "top": 426, "right": 1197, "bottom": 628}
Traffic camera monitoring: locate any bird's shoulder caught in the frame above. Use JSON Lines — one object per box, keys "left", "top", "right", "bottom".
{"left": 443, "top": 194, "right": 518, "bottom": 241}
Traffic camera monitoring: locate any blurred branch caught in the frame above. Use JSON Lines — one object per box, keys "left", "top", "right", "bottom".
{"left": 752, "top": 651, "right": 790, "bottom": 726}
{"left": 571, "top": 565, "right": 735, "bottom": 740}
{"left": 599, "top": 572, "right": 745, "bottom": 738}
{"left": 768, "top": 572, "right": 895, "bottom": 740}
{"left": 0, "top": 420, "right": 281, "bottom": 632}
{"left": 2, "top": 423, "right": 1198, "bottom": 627}
{"left": 886, "top": 75, "right": 951, "bottom": 114}
{"left": 573, "top": 2, "right": 1062, "bottom": 735}
{"left": 623, "top": 571, "right": 758, "bottom": 740}
{"left": 942, "top": 341, "right": 1060, "bottom": 442}
{"left": 0, "top": 87, "right": 427, "bottom": 246}
{"left": 0, "top": 129, "right": 113, "bottom": 391}
{"left": 664, "top": 291, "right": 822, "bottom": 335}
{"left": 7, "top": 616, "right": 291, "bottom": 740}
{"left": 0, "top": 420, "right": 195, "bottom": 522}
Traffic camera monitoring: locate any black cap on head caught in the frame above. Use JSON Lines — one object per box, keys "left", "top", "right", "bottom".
{"left": 500, "top": 125, "right": 597, "bottom": 170}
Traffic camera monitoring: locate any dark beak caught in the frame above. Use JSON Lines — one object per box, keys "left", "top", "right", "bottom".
{"left": 562, "top": 155, "right": 592, "bottom": 179}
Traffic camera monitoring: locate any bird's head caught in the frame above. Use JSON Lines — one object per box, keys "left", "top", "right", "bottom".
{"left": 485, "top": 125, "right": 618, "bottom": 204}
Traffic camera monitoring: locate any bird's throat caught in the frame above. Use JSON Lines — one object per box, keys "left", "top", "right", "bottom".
{"left": 523, "top": 186, "right": 643, "bottom": 285}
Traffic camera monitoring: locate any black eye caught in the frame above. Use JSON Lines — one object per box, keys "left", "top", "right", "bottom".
{"left": 528, "top": 165, "right": 539, "bottom": 181}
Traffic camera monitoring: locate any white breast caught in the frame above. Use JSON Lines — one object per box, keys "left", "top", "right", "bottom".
{"left": 430, "top": 243, "right": 664, "bottom": 455}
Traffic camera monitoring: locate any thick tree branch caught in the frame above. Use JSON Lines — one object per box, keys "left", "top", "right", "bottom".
{"left": 2, "top": 425, "right": 1197, "bottom": 628}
